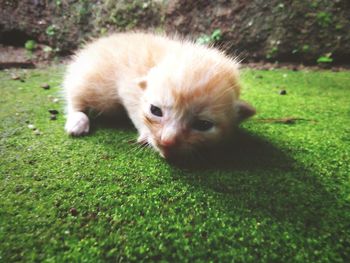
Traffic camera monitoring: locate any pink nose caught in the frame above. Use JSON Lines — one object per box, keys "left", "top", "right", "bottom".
{"left": 159, "top": 138, "right": 177, "bottom": 148}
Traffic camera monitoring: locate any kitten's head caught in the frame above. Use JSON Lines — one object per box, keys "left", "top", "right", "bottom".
{"left": 138, "top": 52, "right": 255, "bottom": 159}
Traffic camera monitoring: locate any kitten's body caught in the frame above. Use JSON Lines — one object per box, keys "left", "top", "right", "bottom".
{"left": 64, "top": 32, "right": 255, "bottom": 158}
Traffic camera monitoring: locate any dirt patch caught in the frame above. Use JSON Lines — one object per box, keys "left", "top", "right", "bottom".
{"left": 1, "top": 0, "right": 349, "bottom": 67}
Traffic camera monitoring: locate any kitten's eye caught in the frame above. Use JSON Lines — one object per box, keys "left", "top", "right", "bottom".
{"left": 192, "top": 120, "right": 214, "bottom": 131}
{"left": 150, "top": 104, "right": 163, "bottom": 117}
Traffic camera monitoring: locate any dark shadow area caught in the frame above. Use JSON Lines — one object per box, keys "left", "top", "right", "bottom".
{"left": 167, "top": 129, "right": 350, "bottom": 254}
{"left": 88, "top": 111, "right": 135, "bottom": 134}
{"left": 167, "top": 129, "right": 292, "bottom": 171}
{"left": 0, "top": 29, "right": 31, "bottom": 47}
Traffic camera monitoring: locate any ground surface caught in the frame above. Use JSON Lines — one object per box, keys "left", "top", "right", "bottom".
{"left": 0, "top": 66, "right": 349, "bottom": 262}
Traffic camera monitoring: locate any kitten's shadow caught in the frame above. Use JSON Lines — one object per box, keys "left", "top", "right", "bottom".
{"left": 168, "top": 129, "right": 291, "bottom": 171}
{"left": 170, "top": 130, "right": 348, "bottom": 232}
{"left": 89, "top": 113, "right": 134, "bottom": 133}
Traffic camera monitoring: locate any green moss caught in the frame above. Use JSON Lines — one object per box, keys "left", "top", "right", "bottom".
{"left": 0, "top": 66, "right": 350, "bottom": 262}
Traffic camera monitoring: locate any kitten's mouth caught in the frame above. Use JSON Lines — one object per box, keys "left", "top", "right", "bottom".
{"left": 158, "top": 146, "right": 176, "bottom": 159}
{"left": 156, "top": 143, "right": 182, "bottom": 159}
{"left": 148, "top": 137, "right": 184, "bottom": 159}
{"left": 161, "top": 149, "right": 180, "bottom": 159}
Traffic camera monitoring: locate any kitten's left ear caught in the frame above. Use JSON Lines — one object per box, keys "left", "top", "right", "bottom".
{"left": 235, "top": 100, "right": 256, "bottom": 122}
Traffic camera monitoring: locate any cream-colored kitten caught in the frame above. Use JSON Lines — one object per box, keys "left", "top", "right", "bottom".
{"left": 64, "top": 32, "right": 255, "bottom": 158}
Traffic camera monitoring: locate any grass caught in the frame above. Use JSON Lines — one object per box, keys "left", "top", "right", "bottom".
{"left": 0, "top": 66, "right": 349, "bottom": 262}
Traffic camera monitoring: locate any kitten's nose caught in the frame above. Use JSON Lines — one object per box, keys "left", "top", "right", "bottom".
{"left": 160, "top": 126, "right": 179, "bottom": 148}
{"left": 159, "top": 138, "right": 177, "bottom": 148}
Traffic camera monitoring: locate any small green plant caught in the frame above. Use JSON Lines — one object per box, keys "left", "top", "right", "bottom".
{"left": 46, "top": 25, "right": 57, "bottom": 37}
{"left": 335, "top": 24, "right": 343, "bottom": 30}
{"left": 43, "top": 46, "right": 53, "bottom": 53}
{"left": 266, "top": 46, "right": 278, "bottom": 59}
{"left": 317, "top": 53, "right": 333, "bottom": 64}
{"left": 196, "top": 29, "right": 222, "bottom": 45}
{"left": 99, "top": 27, "right": 108, "bottom": 36}
{"left": 196, "top": 35, "right": 211, "bottom": 45}
{"left": 310, "top": 1, "right": 319, "bottom": 8}
{"left": 24, "top": 40, "right": 37, "bottom": 51}
{"left": 316, "top": 11, "right": 332, "bottom": 27}
{"left": 302, "top": 44, "right": 310, "bottom": 53}
{"left": 277, "top": 3, "right": 284, "bottom": 9}
{"left": 42, "top": 45, "right": 59, "bottom": 59}
{"left": 211, "top": 29, "right": 222, "bottom": 42}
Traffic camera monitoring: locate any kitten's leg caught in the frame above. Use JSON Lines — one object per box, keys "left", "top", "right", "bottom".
{"left": 63, "top": 72, "right": 93, "bottom": 136}
{"left": 65, "top": 109, "right": 90, "bottom": 136}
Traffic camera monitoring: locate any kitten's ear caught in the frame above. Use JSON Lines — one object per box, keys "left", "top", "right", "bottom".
{"left": 235, "top": 100, "right": 256, "bottom": 122}
{"left": 137, "top": 77, "right": 147, "bottom": 90}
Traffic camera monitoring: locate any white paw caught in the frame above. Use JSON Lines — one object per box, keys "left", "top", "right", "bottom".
{"left": 65, "top": 112, "right": 90, "bottom": 136}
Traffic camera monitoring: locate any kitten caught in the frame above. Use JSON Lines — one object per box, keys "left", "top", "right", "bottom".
{"left": 63, "top": 32, "right": 255, "bottom": 159}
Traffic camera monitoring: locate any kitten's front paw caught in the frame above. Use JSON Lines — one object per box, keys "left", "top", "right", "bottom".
{"left": 65, "top": 112, "right": 90, "bottom": 136}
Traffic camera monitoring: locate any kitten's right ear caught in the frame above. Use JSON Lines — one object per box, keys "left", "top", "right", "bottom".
{"left": 235, "top": 100, "right": 256, "bottom": 122}
{"left": 137, "top": 77, "right": 147, "bottom": 90}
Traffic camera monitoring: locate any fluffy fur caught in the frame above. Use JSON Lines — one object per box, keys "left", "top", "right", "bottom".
{"left": 63, "top": 32, "right": 255, "bottom": 158}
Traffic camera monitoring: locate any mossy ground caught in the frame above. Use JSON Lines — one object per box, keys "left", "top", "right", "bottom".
{"left": 0, "top": 66, "right": 349, "bottom": 262}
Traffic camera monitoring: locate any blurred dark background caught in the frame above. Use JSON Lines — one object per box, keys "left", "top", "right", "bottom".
{"left": 0, "top": 0, "right": 349, "bottom": 66}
